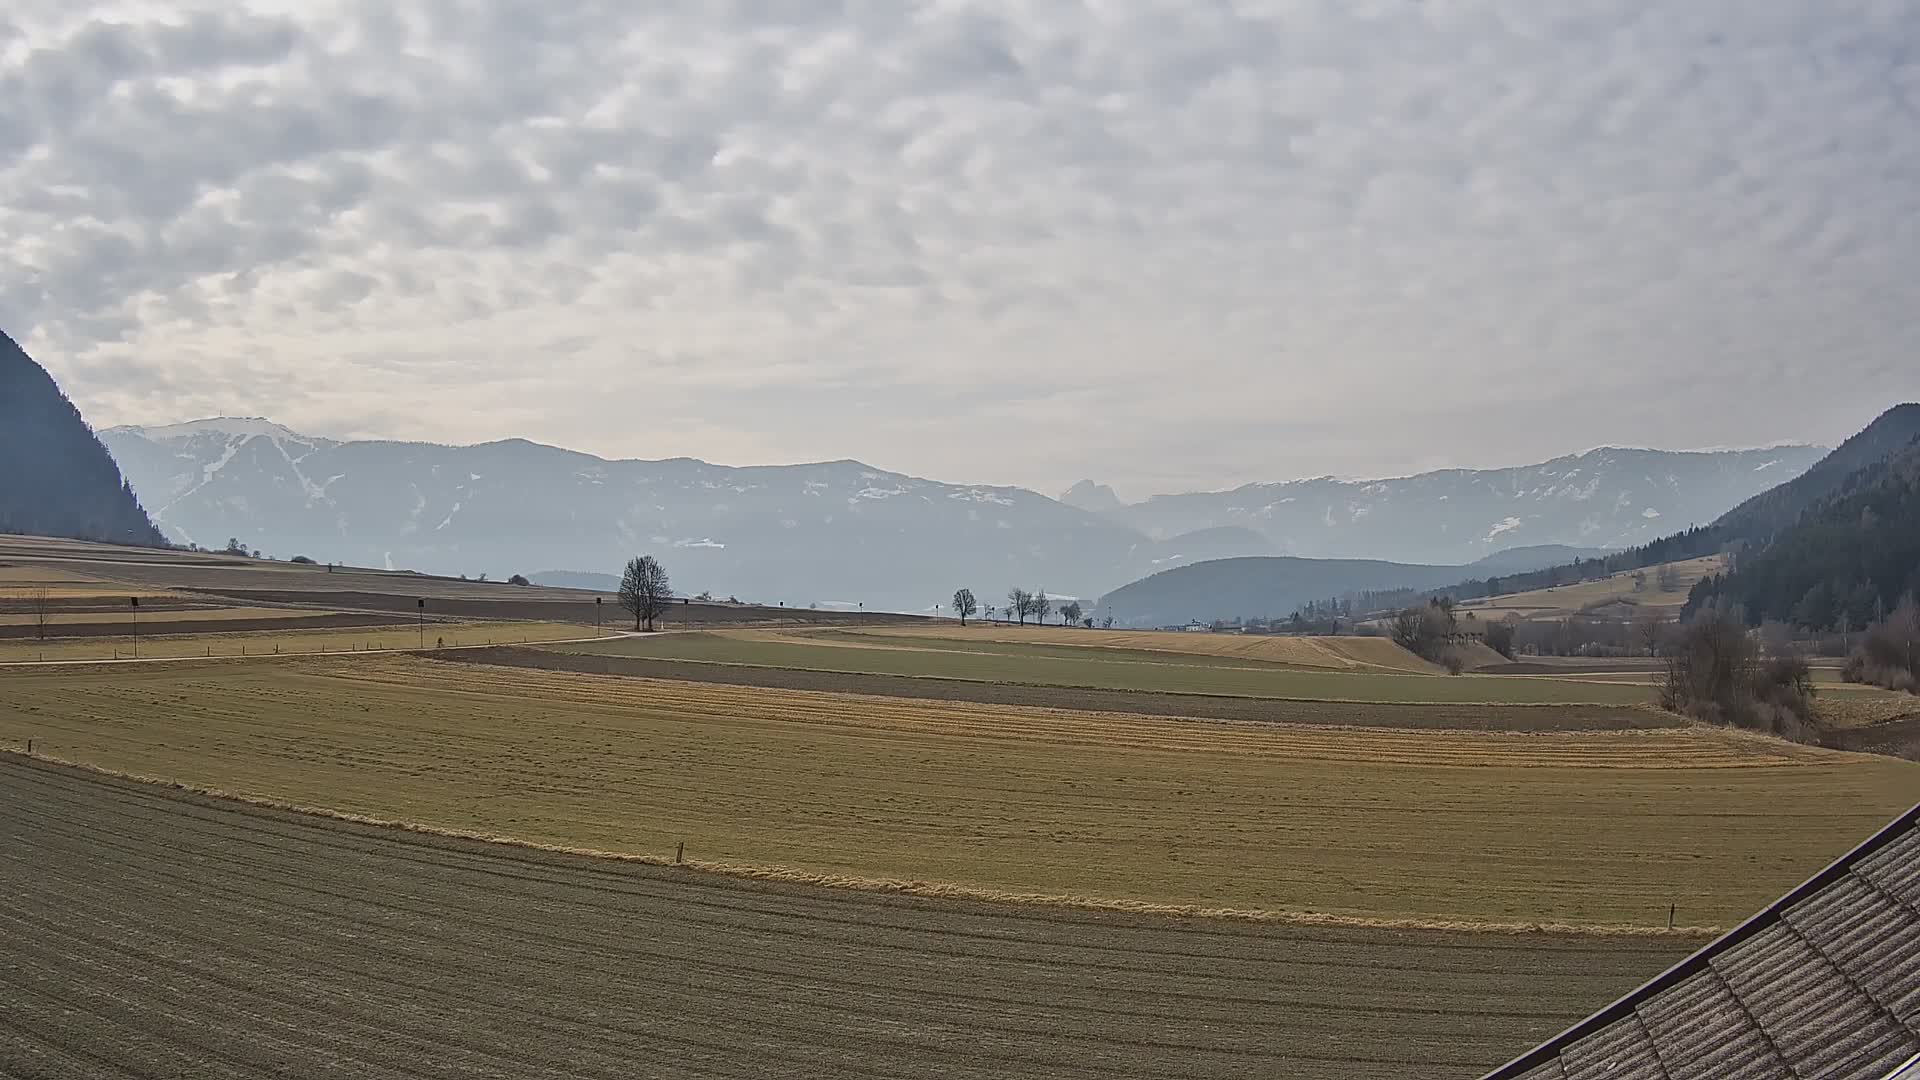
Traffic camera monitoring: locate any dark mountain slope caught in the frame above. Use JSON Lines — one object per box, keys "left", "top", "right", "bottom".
{"left": 1686, "top": 433, "right": 1920, "bottom": 628}
{"left": 1713, "top": 403, "right": 1920, "bottom": 543}
{"left": 0, "top": 331, "right": 164, "bottom": 547}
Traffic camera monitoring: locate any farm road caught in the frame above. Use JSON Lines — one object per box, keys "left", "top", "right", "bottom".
{"left": 0, "top": 756, "right": 1684, "bottom": 1079}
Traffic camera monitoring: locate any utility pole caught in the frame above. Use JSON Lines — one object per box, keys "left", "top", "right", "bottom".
{"left": 595, "top": 596, "right": 603, "bottom": 637}
{"left": 417, "top": 597, "right": 426, "bottom": 649}
{"left": 130, "top": 596, "right": 139, "bottom": 658}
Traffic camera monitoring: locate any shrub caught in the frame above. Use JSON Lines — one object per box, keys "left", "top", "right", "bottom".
{"left": 508, "top": 574, "right": 531, "bottom": 587}
{"left": 289, "top": 555, "right": 316, "bottom": 565}
{"left": 1659, "top": 605, "right": 1817, "bottom": 740}
{"left": 1484, "top": 620, "right": 1516, "bottom": 660}
{"left": 1845, "top": 598, "right": 1920, "bottom": 694}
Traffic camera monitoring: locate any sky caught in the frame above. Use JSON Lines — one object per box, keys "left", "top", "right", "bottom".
{"left": 3, "top": 1, "right": 1918, "bottom": 500}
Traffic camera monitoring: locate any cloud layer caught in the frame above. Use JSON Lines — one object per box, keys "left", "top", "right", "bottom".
{"left": 5, "top": 0, "right": 1918, "bottom": 496}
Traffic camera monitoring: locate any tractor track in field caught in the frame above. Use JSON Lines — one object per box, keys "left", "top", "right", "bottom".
{"left": 0, "top": 755, "right": 1687, "bottom": 1079}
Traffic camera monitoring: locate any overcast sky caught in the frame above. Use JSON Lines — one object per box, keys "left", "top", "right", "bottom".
{"left": 4, "top": 1, "right": 1918, "bottom": 498}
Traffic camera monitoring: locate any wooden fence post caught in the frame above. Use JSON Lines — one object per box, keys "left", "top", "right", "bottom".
{"left": 676, "top": 842, "right": 685, "bottom": 864}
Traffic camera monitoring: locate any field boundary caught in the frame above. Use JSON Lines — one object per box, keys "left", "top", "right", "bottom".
{"left": 0, "top": 749, "right": 1722, "bottom": 939}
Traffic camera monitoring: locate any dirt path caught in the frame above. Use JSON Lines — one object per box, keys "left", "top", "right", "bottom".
{"left": 0, "top": 755, "right": 1686, "bottom": 1079}
{"left": 439, "top": 646, "right": 1681, "bottom": 731}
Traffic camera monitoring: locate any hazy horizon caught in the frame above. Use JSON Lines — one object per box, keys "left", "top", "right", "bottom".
{"left": 104, "top": 409, "right": 1842, "bottom": 504}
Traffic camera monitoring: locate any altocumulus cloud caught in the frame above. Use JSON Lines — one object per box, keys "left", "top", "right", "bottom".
{"left": 3, "top": 0, "right": 1918, "bottom": 496}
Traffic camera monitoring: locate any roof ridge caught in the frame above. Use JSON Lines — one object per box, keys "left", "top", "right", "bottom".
{"left": 1482, "top": 803, "right": 1920, "bottom": 1078}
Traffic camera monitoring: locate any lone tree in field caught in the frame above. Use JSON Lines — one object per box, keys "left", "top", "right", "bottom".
{"left": 619, "top": 555, "right": 672, "bottom": 631}
{"left": 1060, "top": 600, "right": 1083, "bottom": 626}
{"left": 27, "top": 586, "right": 51, "bottom": 641}
{"left": 1032, "top": 590, "right": 1052, "bottom": 627}
{"left": 1007, "top": 587, "right": 1031, "bottom": 626}
{"left": 952, "top": 588, "right": 978, "bottom": 626}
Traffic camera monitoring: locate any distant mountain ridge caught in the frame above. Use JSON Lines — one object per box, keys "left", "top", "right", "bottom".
{"left": 1102, "top": 445, "right": 1826, "bottom": 565}
{"left": 0, "top": 331, "right": 164, "bottom": 547}
{"left": 100, "top": 418, "right": 1823, "bottom": 610}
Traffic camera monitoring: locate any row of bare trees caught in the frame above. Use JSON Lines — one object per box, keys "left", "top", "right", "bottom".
{"left": 949, "top": 587, "right": 1085, "bottom": 627}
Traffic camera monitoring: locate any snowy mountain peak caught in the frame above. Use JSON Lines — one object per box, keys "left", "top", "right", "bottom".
{"left": 112, "top": 417, "right": 310, "bottom": 443}
{"left": 1060, "top": 479, "right": 1124, "bottom": 514}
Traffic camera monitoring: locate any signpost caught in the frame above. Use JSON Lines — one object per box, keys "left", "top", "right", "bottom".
{"left": 595, "top": 596, "right": 603, "bottom": 637}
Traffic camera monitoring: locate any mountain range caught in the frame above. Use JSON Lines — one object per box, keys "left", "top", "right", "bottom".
{"left": 98, "top": 418, "right": 1823, "bottom": 611}
{"left": 0, "top": 330, "right": 163, "bottom": 547}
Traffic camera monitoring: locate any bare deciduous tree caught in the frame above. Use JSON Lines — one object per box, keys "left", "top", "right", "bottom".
{"left": 1032, "top": 590, "right": 1052, "bottom": 626}
{"left": 952, "top": 588, "right": 978, "bottom": 626}
{"left": 1060, "top": 600, "right": 1083, "bottom": 626}
{"left": 1007, "top": 588, "right": 1031, "bottom": 626}
{"left": 619, "top": 556, "right": 672, "bottom": 631}
{"left": 26, "top": 586, "right": 52, "bottom": 641}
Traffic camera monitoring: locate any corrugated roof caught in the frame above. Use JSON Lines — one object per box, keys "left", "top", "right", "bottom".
{"left": 1486, "top": 804, "right": 1920, "bottom": 1080}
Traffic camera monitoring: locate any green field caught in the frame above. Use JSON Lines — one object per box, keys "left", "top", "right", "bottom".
{"left": 546, "top": 630, "right": 1660, "bottom": 705}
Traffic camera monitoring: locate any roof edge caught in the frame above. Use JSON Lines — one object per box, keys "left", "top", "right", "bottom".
{"left": 1481, "top": 801, "right": 1920, "bottom": 1079}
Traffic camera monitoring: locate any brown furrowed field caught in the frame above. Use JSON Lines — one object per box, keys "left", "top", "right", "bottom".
{"left": 3, "top": 655, "right": 1912, "bottom": 929}
{"left": 0, "top": 620, "right": 591, "bottom": 662}
{"left": 0, "top": 756, "right": 1693, "bottom": 1079}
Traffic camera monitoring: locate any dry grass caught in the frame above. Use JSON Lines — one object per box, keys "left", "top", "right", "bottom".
{"left": 0, "top": 621, "right": 590, "bottom": 662}
{"left": 1457, "top": 555, "right": 1726, "bottom": 619}
{"left": 2, "top": 655, "right": 1911, "bottom": 929}
{"left": 551, "top": 630, "right": 1659, "bottom": 704}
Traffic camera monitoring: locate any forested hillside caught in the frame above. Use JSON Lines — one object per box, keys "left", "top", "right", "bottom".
{"left": 1685, "top": 435, "right": 1920, "bottom": 628}
{"left": 0, "top": 330, "right": 165, "bottom": 546}
{"left": 1423, "top": 405, "right": 1920, "bottom": 610}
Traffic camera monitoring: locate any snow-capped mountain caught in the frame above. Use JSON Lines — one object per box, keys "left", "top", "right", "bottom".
{"left": 97, "top": 420, "right": 1824, "bottom": 609}
{"left": 1104, "top": 446, "right": 1827, "bottom": 565}
{"left": 1059, "top": 480, "right": 1124, "bottom": 515}
{"left": 99, "top": 419, "right": 1263, "bottom": 609}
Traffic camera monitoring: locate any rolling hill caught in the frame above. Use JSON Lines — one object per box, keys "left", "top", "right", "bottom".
{"left": 1686, "top": 430, "right": 1920, "bottom": 627}
{"left": 1094, "top": 548, "right": 1594, "bottom": 628}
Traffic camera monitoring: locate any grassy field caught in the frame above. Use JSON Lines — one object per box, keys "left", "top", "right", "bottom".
{"left": 2, "top": 758, "right": 1693, "bottom": 1080}
{"left": 1456, "top": 555, "right": 1726, "bottom": 620}
{"left": 3, "top": 656, "right": 1911, "bottom": 928}
{"left": 0, "top": 621, "right": 590, "bottom": 662}
{"left": 545, "top": 630, "right": 1659, "bottom": 705}
{"left": 853, "top": 624, "right": 1455, "bottom": 672}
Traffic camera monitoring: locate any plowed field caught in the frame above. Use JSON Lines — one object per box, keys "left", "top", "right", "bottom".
{"left": 0, "top": 756, "right": 1692, "bottom": 1079}
{"left": 3, "top": 656, "right": 1912, "bottom": 928}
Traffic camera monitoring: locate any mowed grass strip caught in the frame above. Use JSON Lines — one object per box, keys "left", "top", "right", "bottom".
{"left": 547, "top": 630, "right": 1657, "bottom": 705}
{"left": 0, "top": 621, "right": 590, "bottom": 662}
{"left": 3, "top": 656, "right": 1912, "bottom": 929}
